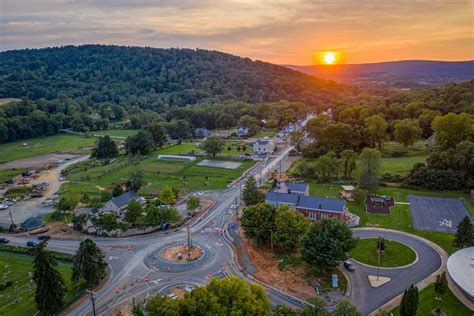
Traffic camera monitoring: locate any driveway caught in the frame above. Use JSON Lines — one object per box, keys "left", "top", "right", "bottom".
{"left": 0, "top": 155, "right": 89, "bottom": 228}
{"left": 347, "top": 229, "right": 442, "bottom": 315}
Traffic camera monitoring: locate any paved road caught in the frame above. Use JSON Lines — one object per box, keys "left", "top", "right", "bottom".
{"left": 348, "top": 229, "right": 442, "bottom": 315}
{"left": 0, "top": 147, "right": 443, "bottom": 316}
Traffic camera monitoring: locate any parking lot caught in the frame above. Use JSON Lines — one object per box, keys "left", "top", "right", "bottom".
{"left": 408, "top": 195, "right": 470, "bottom": 233}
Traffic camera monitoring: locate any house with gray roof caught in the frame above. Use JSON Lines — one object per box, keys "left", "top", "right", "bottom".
{"left": 252, "top": 139, "right": 275, "bottom": 154}
{"left": 265, "top": 191, "right": 345, "bottom": 221}
{"left": 273, "top": 182, "right": 309, "bottom": 195}
{"left": 99, "top": 191, "right": 146, "bottom": 219}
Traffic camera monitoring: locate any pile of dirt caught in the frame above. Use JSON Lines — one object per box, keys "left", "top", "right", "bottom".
{"left": 237, "top": 228, "right": 316, "bottom": 299}
{"left": 161, "top": 244, "right": 203, "bottom": 263}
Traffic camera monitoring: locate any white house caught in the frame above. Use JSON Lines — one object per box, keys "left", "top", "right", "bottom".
{"left": 99, "top": 191, "right": 146, "bottom": 219}
{"left": 252, "top": 139, "right": 275, "bottom": 154}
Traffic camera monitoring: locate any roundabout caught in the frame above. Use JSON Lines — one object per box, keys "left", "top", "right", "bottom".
{"left": 144, "top": 240, "right": 217, "bottom": 273}
{"left": 350, "top": 238, "right": 417, "bottom": 268}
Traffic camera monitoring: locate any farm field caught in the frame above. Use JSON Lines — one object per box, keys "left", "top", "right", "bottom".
{"left": 0, "top": 135, "right": 95, "bottom": 164}
{"left": 63, "top": 153, "right": 255, "bottom": 199}
{"left": 391, "top": 283, "right": 471, "bottom": 316}
{"left": 0, "top": 251, "right": 83, "bottom": 316}
{"left": 93, "top": 129, "right": 139, "bottom": 138}
{"left": 307, "top": 182, "right": 472, "bottom": 254}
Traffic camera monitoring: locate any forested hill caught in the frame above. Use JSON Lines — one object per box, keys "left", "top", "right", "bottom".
{"left": 0, "top": 45, "right": 357, "bottom": 109}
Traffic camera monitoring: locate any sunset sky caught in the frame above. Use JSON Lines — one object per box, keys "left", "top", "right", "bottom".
{"left": 1, "top": 0, "right": 473, "bottom": 65}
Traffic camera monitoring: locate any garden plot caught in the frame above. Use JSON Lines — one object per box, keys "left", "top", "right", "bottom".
{"left": 197, "top": 159, "right": 242, "bottom": 169}
{"left": 408, "top": 195, "right": 470, "bottom": 233}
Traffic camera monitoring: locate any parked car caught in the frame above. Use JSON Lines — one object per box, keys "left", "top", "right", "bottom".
{"left": 0, "top": 203, "right": 8, "bottom": 210}
{"left": 37, "top": 235, "right": 50, "bottom": 241}
{"left": 26, "top": 241, "right": 38, "bottom": 247}
{"left": 343, "top": 260, "right": 355, "bottom": 272}
{"left": 0, "top": 237, "right": 9, "bottom": 244}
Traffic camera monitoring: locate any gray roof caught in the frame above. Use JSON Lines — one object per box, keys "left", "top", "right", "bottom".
{"left": 297, "top": 196, "right": 345, "bottom": 213}
{"left": 111, "top": 191, "right": 140, "bottom": 208}
{"left": 265, "top": 192, "right": 299, "bottom": 205}
{"left": 255, "top": 140, "right": 270, "bottom": 145}
{"left": 265, "top": 192, "right": 345, "bottom": 213}
{"left": 278, "top": 182, "right": 308, "bottom": 193}
{"left": 20, "top": 217, "right": 44, "bottom": 230}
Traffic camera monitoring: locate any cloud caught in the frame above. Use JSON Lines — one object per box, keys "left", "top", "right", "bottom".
{"left": 0, "top": 0, "right": 472, "bottom": 64}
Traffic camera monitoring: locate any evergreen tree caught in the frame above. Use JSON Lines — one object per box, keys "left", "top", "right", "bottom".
{"left": 72, "top": 239, "right": 108, "bottom": 287}
{"left": 434, "top": 272, "right": 447, "bottom": 300}
{"left": 33, "top": 241, "right": 66, "bottom": 315}
{"left": 159, "top": 186, "right": 177, "bottom": 205}
{"left": 242, "top": 176, "right": 263, "bottom": 206}
{"left": 453, "top": 216, "right": 474, "bottom": 248}
{"left": 333, "top": 300, "right": 362, "bottom": 316}
{"left": 400, "top": 284, "right": 419, "bottom": 316}
{"left": 377, "top": 237, "right": 385, "bottom": 253}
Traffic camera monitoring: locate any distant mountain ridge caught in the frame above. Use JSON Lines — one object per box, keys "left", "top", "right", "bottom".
{"left": 285, "top": 60, "right": 474, "bottom": 87}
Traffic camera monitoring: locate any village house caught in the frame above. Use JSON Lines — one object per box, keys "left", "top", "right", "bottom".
{"left": 252, "top": 139, "right": 275, "bottom": 154}
{"left": 236, "top": 127, "right": 249, "bottom": 137}
{"left": 99, "top": 191, "right": 146, "bottom": 219}
{"left": 265, "top": 190, "right": 346, "bottom": 220}
{"left": 273, "top": 181, "right": 309, "bottom": 195}
{"left": 194, "top": 128, "right": 210, "bottom": 138}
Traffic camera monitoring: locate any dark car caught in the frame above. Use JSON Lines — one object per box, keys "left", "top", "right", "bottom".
{"left": 37, "top": 234, "right": 50, "bottom": 241}
{"left": 26, "top": 240, "right": 38, "bottom": 247}
{"left": 344, "top": 260, "right": 355, "bottom": 272}
{"left": 0, "top": 237, "right": 9, "bottom": 244}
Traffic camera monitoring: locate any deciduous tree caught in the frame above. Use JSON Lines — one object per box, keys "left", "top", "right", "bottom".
{"left": 145, "top": 122, "right": 167, "bottom": 148}
{"left": 159, "top": 186, "right": 177, "bottom": 205}
{"left": 432, "top": 113, "right": 474, "bottom": 149}
{"left": 125, "top": 130, "right": 154, "bottom": 155}
{"left": 273, "top": 205, "right": 310, "bottom": 250}
{"left": 202, "top": 135, "right": 225, "bottom": 157}
{"left": 91, "top": 135, "right": 118, "bottom": 159}
{"left": 127, "top": 171, "right": 145, "bottom": 192}
{"left": 315, "top": 151, "right": 338, "bottom": 182}
{"left": 340, "top": 150, "right": 358, "bottom": 179}
{"left": 241, "top": 203, "right": 276, "bottom": 245}
{"left": 364, "top": 115, "right": 388, "bottom": 149}
{"left": 301, "top": 218, "right": 358, "bottom": 271}
{"left": 393, "top": 119, "right": 422, "bottom": 148}
{"left": 125, "top": 199, "right": 143, "bottom": 224}
{"left": 186, "top": 196, "right": 200, "bottom": 212}
{"left": 333, "top": 300, "right": 362, "bottom": 316}
{"left": 358, "top": 148, "right": 381, "bottom": 194}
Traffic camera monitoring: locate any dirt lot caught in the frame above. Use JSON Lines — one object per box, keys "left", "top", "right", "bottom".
{"left": 0, "top": 153, "right": 80, "bottom": 170}
{"left": 237, "top": 228, "right": 316, "bottom": 299}
{"left": 161, "top": 244, "right": 203, "bottom": 262}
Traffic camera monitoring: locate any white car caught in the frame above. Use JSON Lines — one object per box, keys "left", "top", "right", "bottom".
{"left": 0, "top": 203, "right": 8, "bottom": 210}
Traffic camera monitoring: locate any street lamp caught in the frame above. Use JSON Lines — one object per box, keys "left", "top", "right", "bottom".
{"left": 86, "top": 289, "right": 97, "bottom": 316}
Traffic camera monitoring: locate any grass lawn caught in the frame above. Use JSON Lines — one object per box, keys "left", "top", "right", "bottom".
{"left": 0, "top": 169, "right": 22, "bottom": 183}
{"left": 158, "top": 142, "right": 203, "bottom": 155}
{"left": 0, "top": 135, "right": 96, "bottom": 164}
{"left": 307, "top": 182, "right": 472, "bottom": 254}
{"left": 0, "top": 251, "right": 84, "bottom": 316}
{"left": 221, "top": 140, "right": 252, "bottom": 155}
{"left": 254, "top": 130, "right": 276, "bottom": 139}
{"left": 62, "top": 153, "right": 255, "bottom": 200}
{"left": 391, "top": 283, "right": 471, "bottom": 316}
{"left": 93, "top": 129, "right": 139, "bottom": 138}
{"left": 350, "top": 238, "right": 416, "bottom": 267}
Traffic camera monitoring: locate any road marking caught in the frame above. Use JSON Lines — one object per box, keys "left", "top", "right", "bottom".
{"left": 108, "top": 256, "right": 118, "bottom": 260}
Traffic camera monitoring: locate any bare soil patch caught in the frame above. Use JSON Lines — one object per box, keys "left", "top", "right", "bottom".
{"left": 170, "top": 287, "right": 187, "bottom": 298}
{"left": 161, "top": 244, "right": 203, "bottom": 263}
{"left": 237, "top": 227, "right": 316, "bottom": 299}
{"left": 0, "top": 153, "right": 79, "bottom": 170}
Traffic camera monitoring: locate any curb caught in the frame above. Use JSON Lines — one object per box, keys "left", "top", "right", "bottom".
{"left": 353, "top": 228, "right": 448, "bottom": 315}
{"left": 350, "top": 237, "right": 419, "bottom": 270}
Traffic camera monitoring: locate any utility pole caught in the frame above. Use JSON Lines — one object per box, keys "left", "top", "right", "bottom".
{"left": 187, "top": 224, "right": 192, "bottom": 259}
{"left": 86, "top": 289, "right": 97, "bottom": 316}
{"left": 376, "top": 236, "right": 381, "bottom": 281}
{"left": 8, "top": 208, "right": 15, "bottom": 228}
{"left": 270, "top": 230, "right": 274, "bottom": 255}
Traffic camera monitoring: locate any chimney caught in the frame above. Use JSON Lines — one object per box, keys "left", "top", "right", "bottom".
{"left": 318, "top": 203, "right": 322, "bottom": 209}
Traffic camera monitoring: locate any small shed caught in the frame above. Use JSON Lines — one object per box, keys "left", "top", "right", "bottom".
{"left": 366, "top": 195, "right": 395, "bottom": 214}
{"left": 340, "top": 185, "right": 356, "bottom": 202}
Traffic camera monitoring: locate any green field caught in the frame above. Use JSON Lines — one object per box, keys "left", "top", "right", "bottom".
{"left": 93, "top": 129, "right": 139, "bottom": 138}
{"left": 350, "top": 238, "right": 416, "bottom": 267}
{"left": 0, "top": 251, "right": 83, "bottom": 316}
{"left": 254, "top": 130, "right": 276, "bottom": 139}
{"left": 62, "top": 152, "right": 255, "bottom": 199}
{"left": 0, "top": 135, "right": 96, "bottom": 164}
{"left": 391, "top": 283, "right": 471, "bottom": 316}
{"left": 307, "top": 182, "right": 472, "bottom": 254}
{"left": 0, "top": 169, "right": 22, "bottom": 183}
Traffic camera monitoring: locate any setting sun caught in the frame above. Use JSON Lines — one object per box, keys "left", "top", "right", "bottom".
{"left": 323, "top": 52, "right": 336, "bottom": 64}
